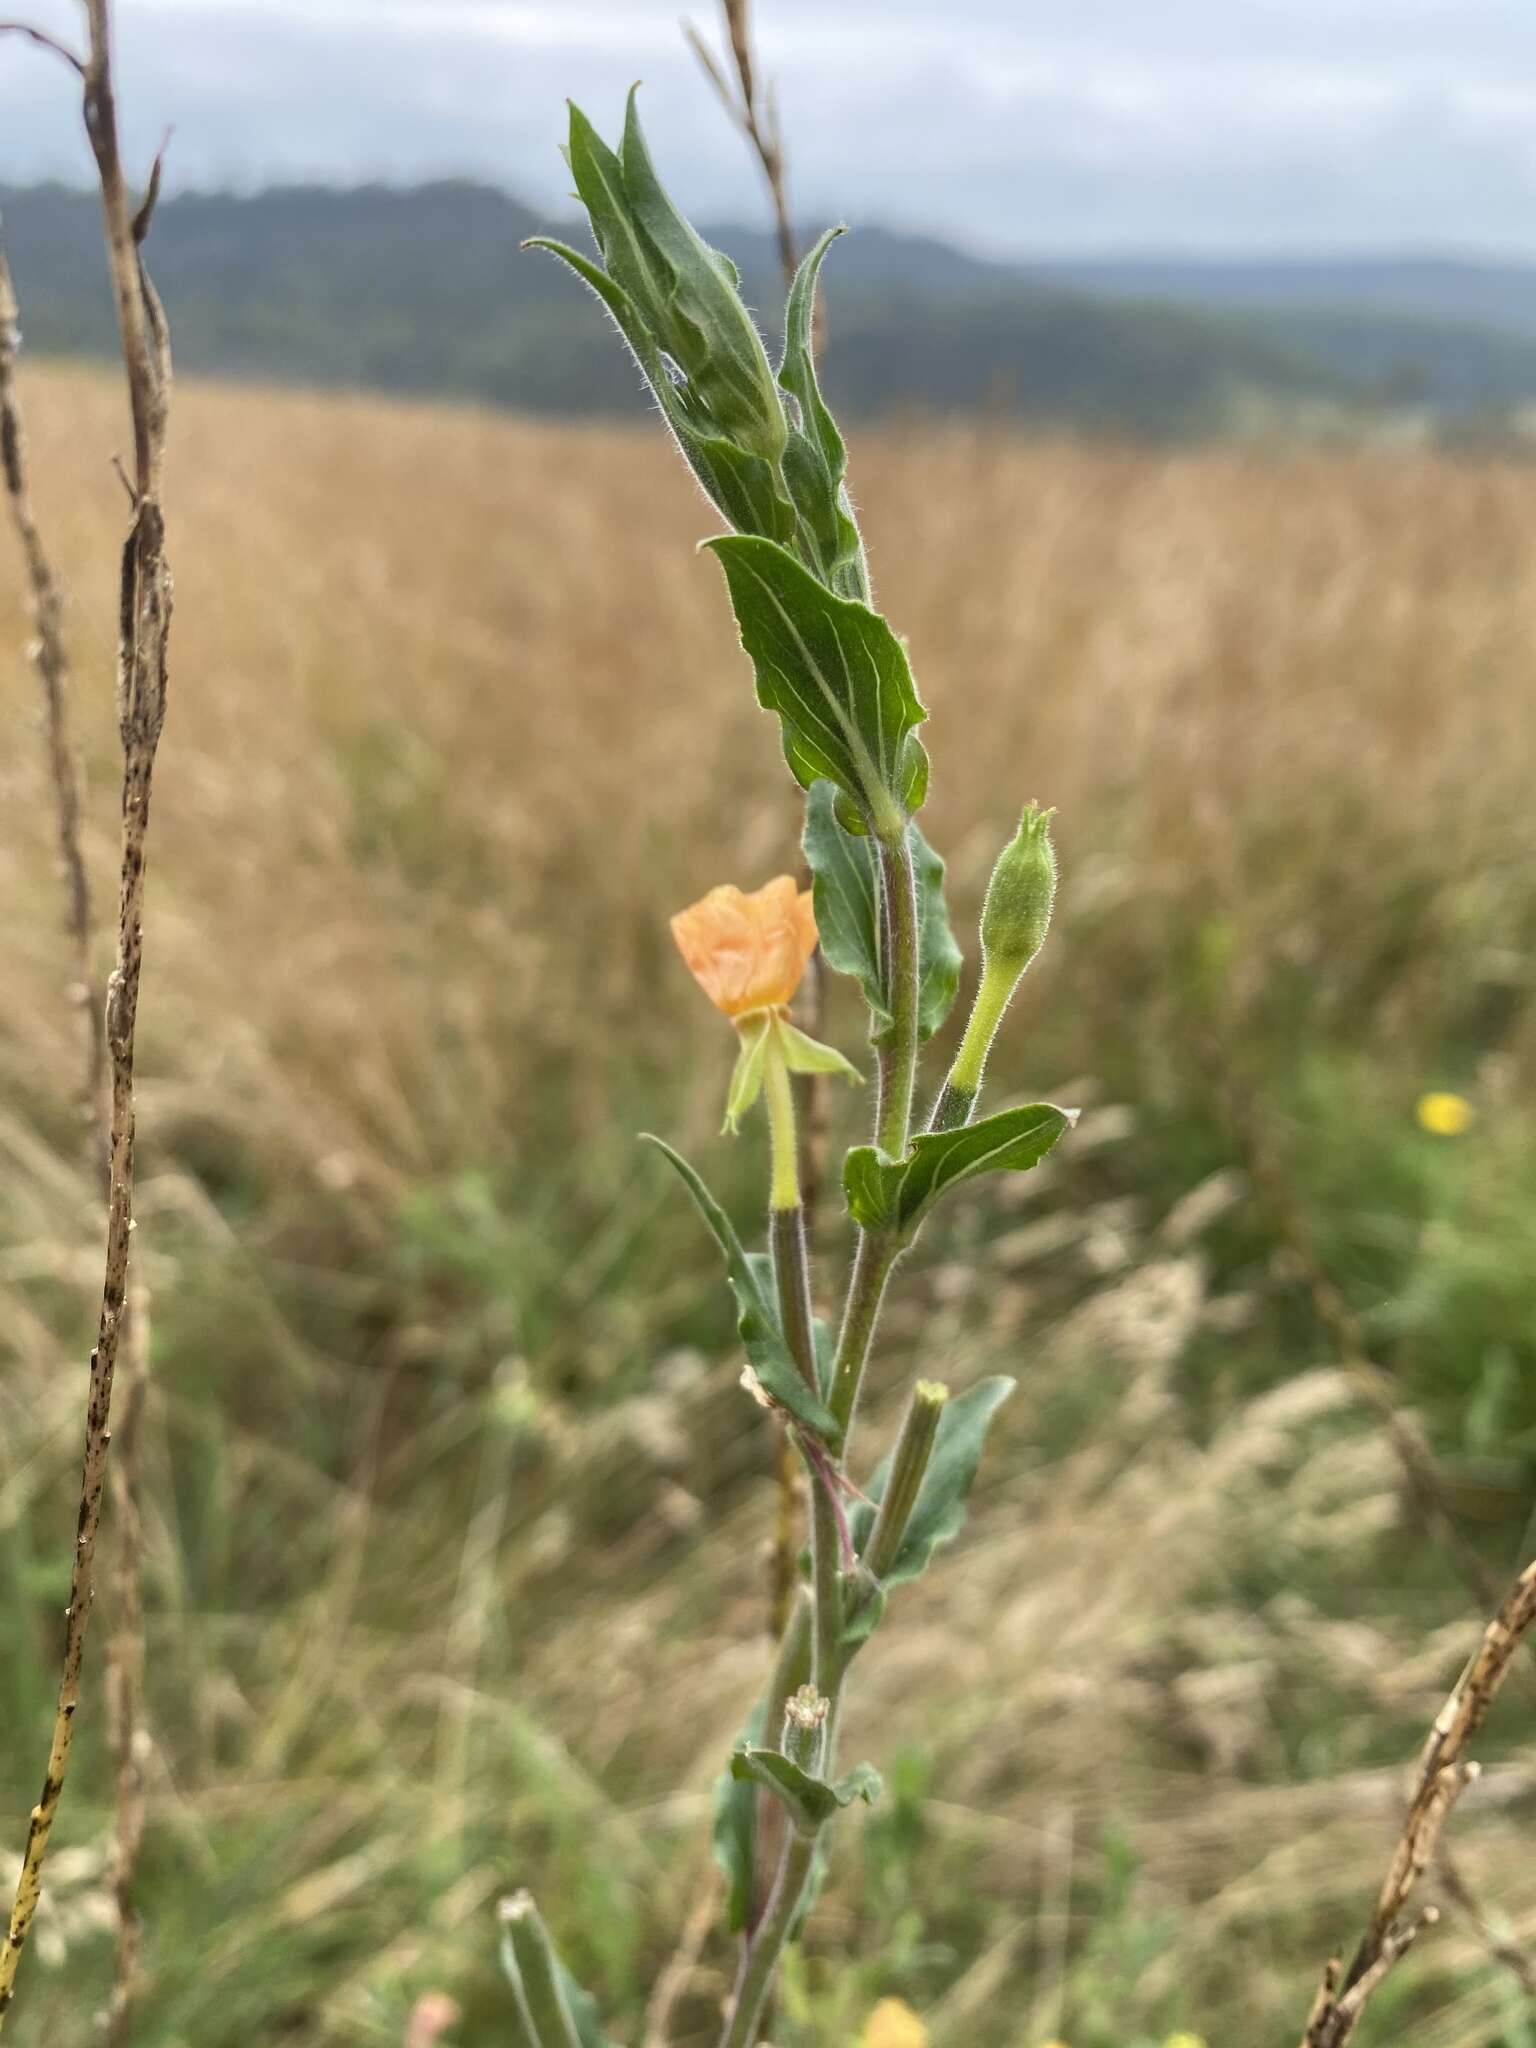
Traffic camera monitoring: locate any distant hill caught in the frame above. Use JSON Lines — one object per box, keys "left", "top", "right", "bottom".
{"left": 1031, "top": 254, "right": 1536, "bottom": 338}
{"left": 8, "top": 180, "right": 1536, "bottom": 435}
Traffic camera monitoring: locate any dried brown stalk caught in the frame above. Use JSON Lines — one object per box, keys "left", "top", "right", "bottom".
{"left": 0, "top": 196, "right": 150, "bottom": 2045}
{"left": 1300, "top": 1557, "right": 1536, "bottom": 2047}
{"left": 0, "top": 1, "right": 172, "bottom": 2029}
{"left": 684, "top": 0, "right": 798, "bottom": 294}
{"left": 102, "top": 1284, "right": 150, "bottom": 2047}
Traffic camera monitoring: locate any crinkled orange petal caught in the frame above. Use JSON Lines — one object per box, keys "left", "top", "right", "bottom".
{"left": 671, "top": 875, "right": 818, "bottom": 1018}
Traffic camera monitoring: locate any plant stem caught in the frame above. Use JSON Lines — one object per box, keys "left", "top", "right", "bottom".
{"left": 769, "top": 1210, "right": 816, "bottom": 1394}
{"left": 807, "top": 1483, "right": 842, "bottom": 1692}
{"left": 945, "top": 954, "right": 1015, "bottom": 1101}
{"left": 875, "top": 830, "right": 920, "bottom": 1159}
{"left": 763, "top": 1026, "right": 801, "bottom": 1214}
{"left": 828, "top": 1228, "right": 900, "bottom": 1438}
{"left": 728, "top": 832, "right": 925, "bottom": 2044}
{"left": 721, "top": 1829, "right": 818, "bottom": 2048}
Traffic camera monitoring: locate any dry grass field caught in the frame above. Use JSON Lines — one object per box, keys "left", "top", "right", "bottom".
{"left": 3, "top": 363, "right": 1536, "bottom": 2046}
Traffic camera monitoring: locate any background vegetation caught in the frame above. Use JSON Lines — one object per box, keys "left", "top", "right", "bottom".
{"left": 2, "top": 363, "right": 1535, "bottom": 2046}
{"left": 15, "top": 182, "right": 1536, "bottom": 434}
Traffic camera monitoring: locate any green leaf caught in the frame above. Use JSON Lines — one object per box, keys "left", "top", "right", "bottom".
{"left": 774, "top": 1016, "right": 863, "bottom": 1084}
{"left": 912, "top": 826, "right": 964, "bottom": 1038}
{"left": 724, "top": 1013, "right": 770, "bottom": 1133}
{"left": 777, "top": 225, "right": 867, "bottom": 596}
{"left": 707, "top": 536, "right": 928, "bottom": 834}
{"left": 618, "top": 89, "right": 785, "bottom": 455}
{"left": 802, "top": 783, "right": 961, "bottom": 1044}
{"left": 844, "top": 1101, "right": 1075, "bottom": 1234}
{"left": 532, "top": 106, "right": 796, "bottom": 544}
{"left": 555, "top": 1960, "right": 620, "bottom": 2048}
{"left": 564, "top": 105, "right": 669, "bottom": 335}
{"left": 731, "top": 1747, "right": 882, "bottom": 1832}
{"left": 712, "top": 1693, "right": 768, "bottom": 1933}
{"left": 851, "top": 1376, "right": 1015, "bottom": 1588}
{"left": 643, "top": 1135, "right": 838, "bottom": 1439}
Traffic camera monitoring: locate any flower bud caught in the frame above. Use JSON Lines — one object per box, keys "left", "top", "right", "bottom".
{"left": 865, "top": 1382, "right": 948, "bottom": 1581}
{"left": 780, "top": 1683, "right": 830, "bottom": 1774}
{"left": 979, "top": 803, "right": 1056, "bottom": 979}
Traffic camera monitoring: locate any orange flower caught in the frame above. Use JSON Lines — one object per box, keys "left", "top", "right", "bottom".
{"left": 671, "top": 875, "right": 818, "bottom": 1020}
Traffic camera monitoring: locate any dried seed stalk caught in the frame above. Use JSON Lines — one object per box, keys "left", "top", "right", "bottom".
{"left": 1300, "top": 1557, "right": 1536, "bottom": 2048}
{"left": 0, "top": 0, "right": 171, "bottom": 2028}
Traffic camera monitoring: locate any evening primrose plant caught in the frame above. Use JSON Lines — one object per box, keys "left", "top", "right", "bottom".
{"left": 516, "top": 93, "right": 1075, "bottom": 2046}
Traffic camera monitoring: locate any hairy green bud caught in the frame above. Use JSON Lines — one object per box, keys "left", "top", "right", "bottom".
{"left": 865, "top": 1381, "right": 948, "bottom": 1581}
{"left": 939, "top": 804, "right": 1058, "bottom": 1111}
{"left": 979, "top": 803, "right": 1057, "bottom": 977}
{"left": 780, "top": 1684, "right": 830, "bottom": 1775}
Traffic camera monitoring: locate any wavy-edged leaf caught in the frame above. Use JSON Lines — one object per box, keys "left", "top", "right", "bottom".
{"left": 708, "top": 536, "right": 927, "bottom": 833}
{"left": 643, "top": 1135, "right": 837, "bottom": 1438}
{"left": 844, "top": 1102, "right": 1076, "bottom": 1233}
{"left": 802, "top": 783, "right": 961, "bottom": 1044}
{"left": 731, "top": 1747, "right": 883, "bottom": 1832}
{"left": 850, "top": 1376, "right": 1016, "bottom": 1589}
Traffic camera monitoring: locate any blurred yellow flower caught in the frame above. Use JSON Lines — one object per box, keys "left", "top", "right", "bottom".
{"left": 1162, "top": 2035, "right": 1208, "bottom": 2048}
{"left": 1416, "top": 1091, "right": 1474, "bottom": 1137}
{"left": 862, "top": 1997, "right": 929, "bottom": 2048}
{"left": 670, "top": 875, "right": 818, "bottom": 1020}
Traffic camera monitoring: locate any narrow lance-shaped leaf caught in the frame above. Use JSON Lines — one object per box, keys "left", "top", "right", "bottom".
{"left": 642, "top": 1134, "right": 838, "bottom": 1439}
{"left": 618, "top": 89, "right": 785, "bottom": 456}
{"left": 850, "top": 1376, "right": 1016, "bottom": 1590}
{"left": 523, "top": 234, "right": 794, "bottom": 547}
{"left": 844, "top": 1101, "right": 1077, "bottom": 1234}
{"left": 712, "top": 1692, "right": 767, "bottom": 1934}
{"left": 802, "top": 780, "right": 961, "bottom": 1044}
{"left": 707, "top": 535, "right": 929, "bottom": 835}
{"left": 778, "top": 225, "right": 867, "bottom": 597}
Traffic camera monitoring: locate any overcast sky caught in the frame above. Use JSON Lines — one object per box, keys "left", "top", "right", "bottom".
{"left": 6, "top": 1, "right": 1536, "bottom": 255}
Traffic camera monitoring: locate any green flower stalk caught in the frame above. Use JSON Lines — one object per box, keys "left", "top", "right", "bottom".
{"left": 499, "top": 1892, "right": 582, "bottom": 2048}
{"left": 931, "top": 802, "right": 1057, "bottom": 1132}
{"left": 527, "top": 99, "right": 1078, "bottom": 2047}
{"left": 865, "top": 1381, "right": 949, "bottom": 1579}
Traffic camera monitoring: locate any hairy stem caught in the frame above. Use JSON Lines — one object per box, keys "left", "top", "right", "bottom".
{"left": 875, "top": 830, "right": 920, "bottom": 1159}
{"left": 722, "top": 1826, "right": 817, "bottom": 2048}
{"left": 828, "top": 1228, "right": 900, "bottom": 1439}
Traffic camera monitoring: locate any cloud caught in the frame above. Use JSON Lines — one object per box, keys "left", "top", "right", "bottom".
{"left": 4, "top": 0, "right": 1536, "bottom": 254}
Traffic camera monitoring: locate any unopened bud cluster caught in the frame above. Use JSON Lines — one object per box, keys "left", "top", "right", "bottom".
{"left": 781, "top": 1684, "right": 830, "bottom": 1774}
